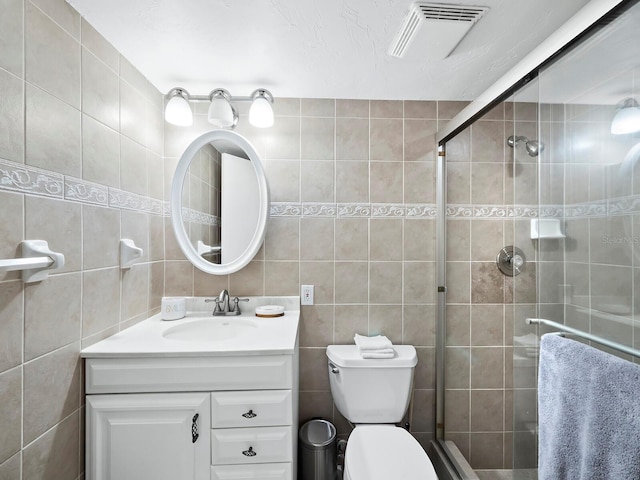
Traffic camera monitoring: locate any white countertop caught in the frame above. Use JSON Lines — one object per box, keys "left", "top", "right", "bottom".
{"left": 81, "top": 296, "right": 300, "bottom": 358}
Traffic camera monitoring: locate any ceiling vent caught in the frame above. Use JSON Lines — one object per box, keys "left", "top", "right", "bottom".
{"left": 389, "top": 2, "right": 489, "bottom": 59}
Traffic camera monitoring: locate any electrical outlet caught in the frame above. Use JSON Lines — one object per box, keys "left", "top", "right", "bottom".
{"left": 301, "top": 285, "right": 314, "bottom": 305}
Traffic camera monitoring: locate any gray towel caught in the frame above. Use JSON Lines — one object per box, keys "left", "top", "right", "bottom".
{"left": 538, "top": 334, "right": 640, "bottom": 480}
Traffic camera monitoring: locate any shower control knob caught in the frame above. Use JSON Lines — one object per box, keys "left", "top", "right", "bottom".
{"left": 511, "top": 255, "right": 524, "bottom": 269}
{"left": 496, "top": 246, "right": 526, "bottom": 276}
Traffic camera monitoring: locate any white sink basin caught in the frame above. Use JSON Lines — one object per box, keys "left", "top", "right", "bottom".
{"left": 162, "top": 317, "right": 258, "bottom": 342}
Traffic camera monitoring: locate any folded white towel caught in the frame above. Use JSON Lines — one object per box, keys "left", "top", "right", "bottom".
{"left": 354, "top": 333, "right": 393, "bottom": 351}
{"left": 361, "top": 351, "right": 395, "bottom": 359}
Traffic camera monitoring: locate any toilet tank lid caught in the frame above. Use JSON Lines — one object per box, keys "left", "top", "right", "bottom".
{"left": 326, "top": 345, "right": 417, "bottom": 368}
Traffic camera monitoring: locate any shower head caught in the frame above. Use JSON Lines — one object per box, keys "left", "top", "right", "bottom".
{"left": 507, "top": 135, "right": 544, "bottom": 157}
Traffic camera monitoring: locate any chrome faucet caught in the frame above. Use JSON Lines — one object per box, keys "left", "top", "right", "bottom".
{"left": 205, "top": 289, "right": 249, "bottom": 316}
{"left": 218, "top": 289, "right": 230, "bottom": 313}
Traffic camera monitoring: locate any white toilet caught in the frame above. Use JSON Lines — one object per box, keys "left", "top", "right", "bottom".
{"left": 326, "top": 345, "right": 439, "bottom": 480}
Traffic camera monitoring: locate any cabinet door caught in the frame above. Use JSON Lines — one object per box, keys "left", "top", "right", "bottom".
{"left": 87, "top": 392, "right": 210, "bottom": 480}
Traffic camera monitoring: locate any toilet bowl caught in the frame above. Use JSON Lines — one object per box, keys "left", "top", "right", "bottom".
{"left": 326, "top": 345, "right": 439, "bottom": 480}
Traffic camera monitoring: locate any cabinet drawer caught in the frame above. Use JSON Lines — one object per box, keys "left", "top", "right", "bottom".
{"left": 211, "top": 390, "right": 292, "bottom": 428}
{"left": 85, "top": 356, "right": 292, "bottom": 394}
{"left": 211, "top": 426, "right": 292, "bottom": 465}
{"left": 211, "top": 463, "right": 292, "bottom": 480}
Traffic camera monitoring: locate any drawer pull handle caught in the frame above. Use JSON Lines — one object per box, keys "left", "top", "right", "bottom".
{"left": 191, "top": 413, "right": 199, "bottom": 443}
{"left": 242, "top": 409, "right": 257, "bottom": 419}
{"left": 242, "top": 446, "right": 257, "bottom": 457}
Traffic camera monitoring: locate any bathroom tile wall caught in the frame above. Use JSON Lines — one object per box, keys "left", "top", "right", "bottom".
{"left": 443, "top": 101, "right": 539, "bottom": 470}
{"left": 164, "top": 99, "right": 470, "bottom": 447}
{"left": 0, "top": 1, "right": 165, "bottom": 478}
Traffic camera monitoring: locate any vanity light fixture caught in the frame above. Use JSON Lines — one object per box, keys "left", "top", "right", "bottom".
{"left": 164, "top": 87, "right": 274, "bottom": 129}
{"left": 611, "top": 97, "right": 640, "bottom": 135}
{"left": 208, "top": 89, "right": 238, "bottom": 128}
{"left": 248, "top": 89, "right": 275, "bottom": 128}
{"left": 164, "top": 88, "right": 193, "bottom": 126}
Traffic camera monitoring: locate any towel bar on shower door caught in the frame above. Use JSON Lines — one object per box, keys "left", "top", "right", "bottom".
{"left": 526, "top": 318, "right": 640, "bottom": 358}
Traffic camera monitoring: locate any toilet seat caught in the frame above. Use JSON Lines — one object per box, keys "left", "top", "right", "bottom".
{"left": 344, "top": 425, "right": 438, "bottom": 480}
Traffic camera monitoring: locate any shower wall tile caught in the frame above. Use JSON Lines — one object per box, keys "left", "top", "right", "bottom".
{"left": 120, "top": 136, "right": 148, "bottom": 195}
{"left": 81, "top": 19, "right": 119, "bottom": 71}
{"left": 265, "top": 116, "right": 300, "bottom": 160}
{"left": 335, "top": 262, "right": 369, "bottom": 304}
{"left": 266, "top": 159, "right": 300, "bottom": 202}
{"left": 446, "top": 162, "right": 471, "bottom": 203}
{"left": 404, "top": 219, "right": 435, "bottom": 261}
{"left": 405, "top": 119, "right": 437, "bottom": 162}
{"left": 301, "top": 117, "right": 335, "bottom": 160}
{"left": 438, "top": 101, "right": 470, "bottom": 121}
{"left": 470, "top": 433, "right": 504, "bottom": 469}
{"left": 371, "top": 119, "right": 403, "bottom": 161}
{"left": 0, "top": 0, "right": 24, "bottom": 77}
{"left": 336, "top": 161, "right": 370, "bottom": 202}
{"left": 301, "top": 161, "right": 334, "bottom": 202}
{"left": 336, "top": 118, "right": 369, "bottom": 160}
{"left": 0, "top": 192, "right": 23, "bottom": 283}
{"left": 26, "top": 2, "right": 80, "bottom": 108}
{"left": 265, "top": 261, "right": 300, "bottom": 296}
{"left": 471, "top": 121, "right": 505, "bottom": 163}
{"left": 119, "top": 80, "right": 149, "bottom": 147}
{"left": 403, "top": 304, "right": 436, "bottom": 346}
{"left": 370, "top": 161, "right": 403, "bottom": 203}
{"left": 82, "top": 267, "right": 121, "bottom": 337}
{"left": 23, "top": 342, "right": 80, "bottom": 444}
{"left": 404, "top": 162, "right": 435, "bottom": 203}
{"left": 22, "top": 411, "right": 80, "bottom": 480}
{"left": 0, "top": 367, "right": 21, "bottom": 464}
{"left": 83, "top": 113, "right": 121, "bottom": 187}
{"left": 25, "top": 84, "right": 82, "bottom": 176}
{"left": 23, "top": 272, "right": 80, "bottom": 361}
{"left": 335, "top": 218, "right": 369, "bottom": 261}
{"left": 0, "top": 282, "right": 23, "bottom": 373}
{"left": 0, "top": 69, "right": 24, "bottom": 163}
{"left": 371, "top": 100, "right": 403, "bottom": 118}
{"left": 26, "top": 196, "right": 82, "bottom": 274}
{"left": 336, "top": 99, "right": 369, "bottom": 117}
{"left": 471, "top": 163, "right": 505, "bottom": 204}
{"left": 405, "top": 100, "right": 437, "bottom": 119}
{"left": 369, "top": 304, "right": 402, "bottom": 343}
{"left": 301, "top": 98, "right": 335, "bottom": 117}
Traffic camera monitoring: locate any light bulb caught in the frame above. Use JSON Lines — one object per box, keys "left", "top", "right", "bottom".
{"left": 165, "top": 89, "right": 193, "bottom": 126}
{"left": 611, "top": 103, "right": 640, "bottom": 135}
{"left": 208, "top": 90, "right": 237, "bottom": 128}
{"left": 249, "top": 91, "right": 274, "bottom": 128}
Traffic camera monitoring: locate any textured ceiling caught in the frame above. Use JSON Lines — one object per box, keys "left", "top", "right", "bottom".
{"left": 66, "top": 0, "right": 592, "bottom": 100}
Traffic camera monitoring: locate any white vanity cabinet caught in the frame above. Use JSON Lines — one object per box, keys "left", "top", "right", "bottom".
{"left": 85, "top": 354, "right": 298, "bottom": 480}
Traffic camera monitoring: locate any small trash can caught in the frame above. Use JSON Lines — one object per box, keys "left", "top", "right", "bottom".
{"left": 298, "top": 419, "right": 337, "bottom": 480}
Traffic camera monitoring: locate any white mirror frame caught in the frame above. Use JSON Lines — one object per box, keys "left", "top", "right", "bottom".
{"left": 170, "top": 130, "right": 270, "bottom": 275}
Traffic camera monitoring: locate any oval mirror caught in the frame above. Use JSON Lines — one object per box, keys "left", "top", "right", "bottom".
{"left": 170, "top": 130, "right": 270, "bottom": 275}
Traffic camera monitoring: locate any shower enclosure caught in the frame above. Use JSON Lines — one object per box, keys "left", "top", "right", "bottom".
{"left": 433, "top": 1, "right": 640, "bottom": 478}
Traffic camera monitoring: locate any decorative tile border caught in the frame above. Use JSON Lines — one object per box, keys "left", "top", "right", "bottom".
{"left": 0, "top": 158, "right": 64, "bottom": 198}
{"left": 0, "top": 157, "right": 165, "bottom": 216}
{"left": 65, "top": 176, "right": 108, "bottom": 205}
{"left": 6, "top": 156, "right": 638, "bottom": 222}
{"left": 271, "top": 202, "right": 538, "bottom": 219}
{"left": 181, "top": 207, "right": 220, "bottom": 226}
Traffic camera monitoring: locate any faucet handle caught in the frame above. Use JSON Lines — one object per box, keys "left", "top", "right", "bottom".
{"left": 205, "top": 298, "right": 223, "bottom": 314}
{"left": 230, "top": 297, "right": 250, "bottom": 314}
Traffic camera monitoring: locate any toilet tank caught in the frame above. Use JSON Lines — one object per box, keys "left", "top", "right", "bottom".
{"left": 326, "top": 345, "right": 417, "bottom": 424}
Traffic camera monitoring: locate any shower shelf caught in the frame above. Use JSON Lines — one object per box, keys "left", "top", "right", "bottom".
{"left": 0, "top": 240, "right": 65, "bottom": 283}
{"left": 530, "top": 218, "right": 565, "bottom": 239}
